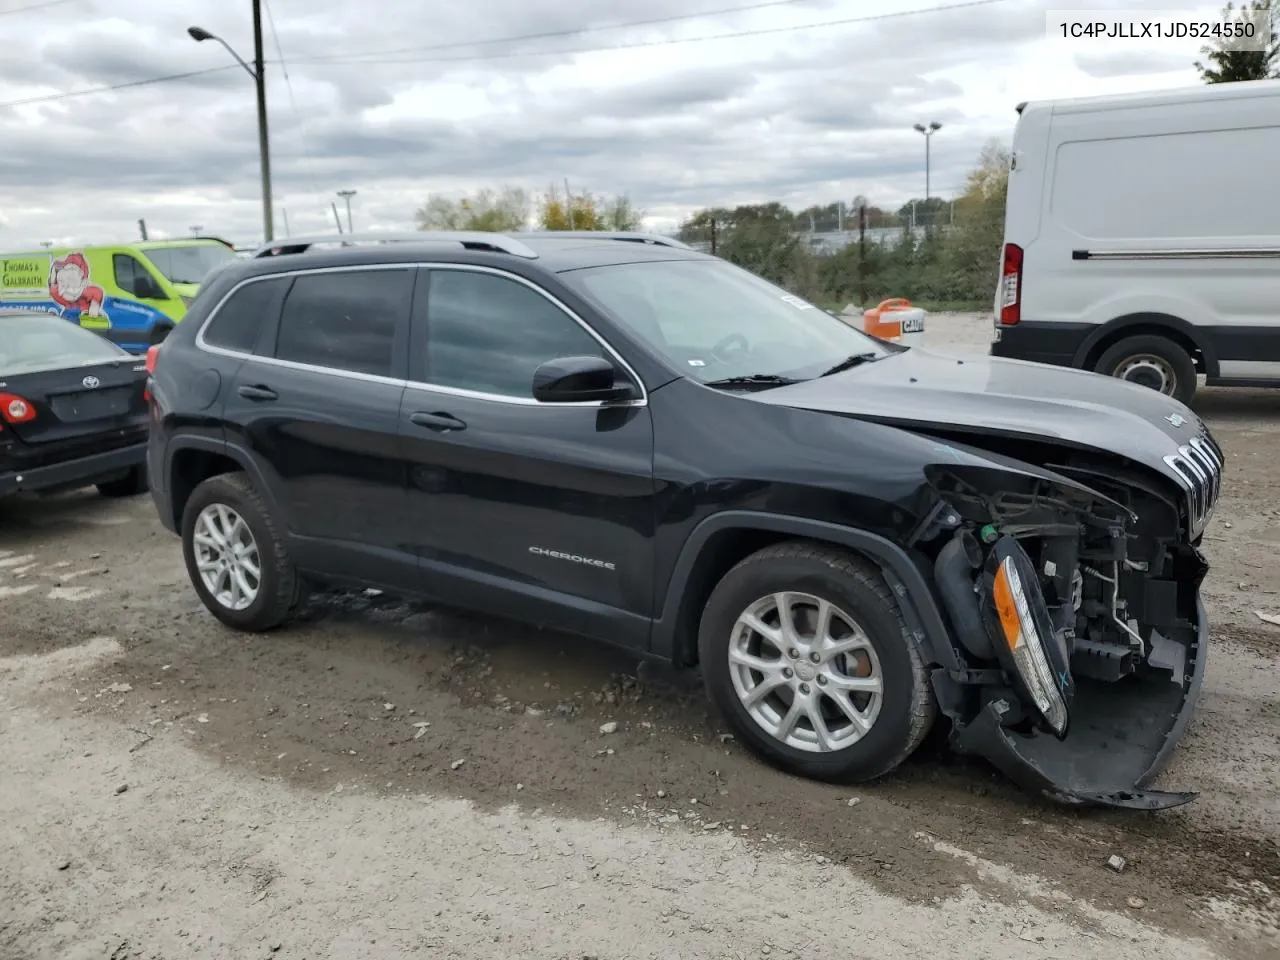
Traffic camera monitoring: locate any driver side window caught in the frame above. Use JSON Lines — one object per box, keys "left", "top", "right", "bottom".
{"left": 421, "top": 270, "right": 605, "bottom": 399}
{"left": 113, "top": 254, "right": 163, "bottom": 299}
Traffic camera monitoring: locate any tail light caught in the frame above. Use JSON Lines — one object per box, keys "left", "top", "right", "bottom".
{"left": 999, "top": 242, "right": 1023, "bottom": 326}
{"left": 144, "top": 344, "right": 160, "bottom": 402}
{"left": 0, "top": 392, "right": 37, "bottom": 425}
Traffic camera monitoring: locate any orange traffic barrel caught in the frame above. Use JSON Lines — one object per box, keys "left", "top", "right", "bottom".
{"left": 863, "top": 298, "right": 926, "bottom": 345}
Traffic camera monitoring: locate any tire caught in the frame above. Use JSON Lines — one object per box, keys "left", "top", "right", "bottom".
{"left": 180, "top": 471, "right": 302, "bottom": 632}
{"left": 149, "top": 324, "right": 173, "bottom": 345}
{"left": 96, "top": 465, "right": 149, "bottom": 498}
{"left": 1094, "top": 334, "right": 1197, "bottom": 406}
{"left": 697, "top": 541, "right": 936, "bottom": 784}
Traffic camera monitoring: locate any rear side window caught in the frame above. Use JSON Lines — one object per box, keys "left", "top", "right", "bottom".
{"left": 274, "top": 269, "right": 413, "bottom": 377}
{"left": 202, "top": 277, "right": 287, "bottom": 353}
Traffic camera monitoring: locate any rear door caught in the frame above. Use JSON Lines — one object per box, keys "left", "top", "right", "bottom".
{"left": 220, "top": 264, "right": 417, "bottom": 591}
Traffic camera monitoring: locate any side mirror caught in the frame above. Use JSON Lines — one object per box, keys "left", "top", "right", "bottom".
{"left": 532, "top": 355, "right": 633, "bottom": 403}
{"left": 133, "top": 273, "right": 166, "bottom": 299}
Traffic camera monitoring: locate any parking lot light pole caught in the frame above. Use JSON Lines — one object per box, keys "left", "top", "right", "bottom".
{"left": 912, "top": 121, "right": 942, "bottom": 207}
{"left": 337, "top": 189, "right": 357, "bottom": 233}
{"left": 189, "top": 8, "right": 274, "bottom": 243}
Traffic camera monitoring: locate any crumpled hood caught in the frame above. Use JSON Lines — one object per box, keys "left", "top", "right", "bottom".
{"left": 748, "top": 347, "right": 1207, "bottom": 483}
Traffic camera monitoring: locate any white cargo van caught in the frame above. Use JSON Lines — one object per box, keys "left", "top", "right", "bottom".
{"left": 990, "top": 78, "right": 1280, "bottom": 404}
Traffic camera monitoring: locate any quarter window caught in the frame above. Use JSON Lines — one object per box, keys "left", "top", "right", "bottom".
{"left": 422, "top": 270, "right": 605, "bottom": 398}
{"left": 274, "top": 269, "right": 412, "bottom": 377}
{"left": 202, "top": 277, "right": 287, "bottom": 354}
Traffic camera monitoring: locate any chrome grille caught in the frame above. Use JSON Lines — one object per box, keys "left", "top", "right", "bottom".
{"left": 1163, "top": 433, "right": 1224, "bottom": 534}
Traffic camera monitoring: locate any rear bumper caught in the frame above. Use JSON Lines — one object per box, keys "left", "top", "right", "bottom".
{"left": 950, "top": 594, "right": 1208, "bottom": 811}
{"left": 0, "top": 443, "right": 146, "bottom": 497}
{"left": 989, "top": 320, "right": 1091, "bottom": 368}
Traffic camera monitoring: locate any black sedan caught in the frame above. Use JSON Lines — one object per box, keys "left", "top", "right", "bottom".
{"left": 0, "top": 310, "right": 150, "bottom": 500}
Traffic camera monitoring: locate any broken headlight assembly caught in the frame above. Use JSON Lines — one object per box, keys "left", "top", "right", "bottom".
{"left": 978, "top": 535, "right": 1075, "bottom": 737}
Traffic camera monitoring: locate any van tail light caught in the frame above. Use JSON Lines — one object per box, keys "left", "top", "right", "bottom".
{"left": 0, "top": 392, "right": 37, "bottom": 425}
{"left": 999, "top": 242, "right": 1023, "bottom": 325}
{"left": 144, "top": 344, "right": 160, "bottom": 402}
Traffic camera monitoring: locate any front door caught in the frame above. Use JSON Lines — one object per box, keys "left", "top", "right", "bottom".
{"left": 399, "top": 265, "right": 656, "bottom": 650}
{"left": 221, "top": 264, "right": 417, "bottom": 591}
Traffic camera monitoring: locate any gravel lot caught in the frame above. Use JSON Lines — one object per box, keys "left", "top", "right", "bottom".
{"left": 2, "top": 312, "right": 1278, "bottom": 960}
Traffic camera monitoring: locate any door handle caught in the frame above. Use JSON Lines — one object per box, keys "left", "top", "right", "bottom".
{"left": 409, "top": 411, "right": 467, "bottom": 432}
{"left": 237, "top": 384, "right": 278, "bottom": 402}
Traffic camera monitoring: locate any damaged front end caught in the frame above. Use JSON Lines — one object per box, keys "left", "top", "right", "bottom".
{"left": 915, "top": 443, "right": 1217, "bottom": 810}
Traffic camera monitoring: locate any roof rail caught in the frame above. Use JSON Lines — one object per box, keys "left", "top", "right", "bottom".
{"left": 251, "top": 231, "right": 539, "bottom": 259}
{"left": 508, "top": 230, "right": 691, "bottom": 249}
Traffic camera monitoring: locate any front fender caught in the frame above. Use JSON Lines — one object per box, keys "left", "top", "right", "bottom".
{"left": 650, "top": 509, "right": 964, "bottom": 673}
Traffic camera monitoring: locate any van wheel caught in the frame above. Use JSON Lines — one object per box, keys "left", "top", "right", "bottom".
{"left": 150, "top": 325, "right": 173, "bottom": 345}
{"left": 1094, "top": 335, "right": 1197, "bottom": 406}
{"left": 697, "top": 541, "right": 936, "bottom": 784}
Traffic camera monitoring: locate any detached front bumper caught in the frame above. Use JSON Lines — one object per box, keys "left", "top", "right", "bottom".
{"left": 951, "top": 596, "right": 1208, "bottom": 811}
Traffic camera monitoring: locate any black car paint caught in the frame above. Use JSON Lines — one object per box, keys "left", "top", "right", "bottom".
{"left": 1, "top": 349, "right": 149, "bottom": 497}
{"left": 148, "top": 239, "right": 1217, "bottom": 808}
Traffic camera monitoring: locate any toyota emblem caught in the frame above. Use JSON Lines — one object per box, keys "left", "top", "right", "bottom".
{"left": 82, "top": 375, "right": 100, "bottom": 389}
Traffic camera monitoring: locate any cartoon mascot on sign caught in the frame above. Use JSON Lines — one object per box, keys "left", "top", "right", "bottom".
{"left": 48, "top": 252, "right": 109, "bottom": 328}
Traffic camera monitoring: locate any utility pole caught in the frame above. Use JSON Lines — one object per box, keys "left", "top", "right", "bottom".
{"left": 138, "top": 218, "right": 149, "bottom": 240}
{"left": 252, "top": 0, "right": 273, "bottom": 242}
{"left": 709, "top": 216, "right": 717, "bottom": 255}
{"left": 330, "top": 202, "right": 344, "bottom": 234}
{"left": 282, "top": 207, "right": 291, "bottom": 236}
{"left": 337, "top": 189, "right": 357, "bottom": 232}
{"left": 563, "top": 178, "right": 575, "bottom": 229}
{"left": 190, "top": 225, "right": 204, "bottom": 236}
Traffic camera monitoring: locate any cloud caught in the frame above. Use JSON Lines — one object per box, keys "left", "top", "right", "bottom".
{"left": 0, "top": 0, "right": 1206, "bottom": 246}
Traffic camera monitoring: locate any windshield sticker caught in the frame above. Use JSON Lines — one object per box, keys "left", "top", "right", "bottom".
{"left": 780, "top": 294, "right": 814, "bottom": 310}
{"left": 687, "top": 359, "right": 706, "bottom": 367}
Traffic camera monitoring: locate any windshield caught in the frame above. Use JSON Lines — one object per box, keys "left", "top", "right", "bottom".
{"left": 0, "top": 313, "right": 128, "bottom": 375}
{"left": 142, "top": 243, "right": 238, "bottom": 285}
{"left": 561, "top": 259, "right": 893, "bottom": 384}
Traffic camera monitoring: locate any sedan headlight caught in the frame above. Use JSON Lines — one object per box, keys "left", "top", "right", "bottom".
{"left": 980, "top": 536, "right": 1074, "bottom": 737}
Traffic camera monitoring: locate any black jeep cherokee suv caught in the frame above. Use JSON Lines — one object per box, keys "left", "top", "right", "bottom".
{"left": 147, "top": 230, "right": 1222, "bottom": 809}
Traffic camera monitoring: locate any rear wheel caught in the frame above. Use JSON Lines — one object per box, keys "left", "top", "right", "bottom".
{"left": 96, "top": 465, "right": 148, "bottom": 498}
{"left": 697, "top": 541, "right": 936, "bottom": 783}
{"left": 1094, "top": 334, "right": 1197, "bottom": 406}
{"left": 181, "top": 472, "right": 301, "bottom": 631}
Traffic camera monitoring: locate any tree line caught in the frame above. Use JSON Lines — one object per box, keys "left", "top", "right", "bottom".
{"left": 413, "top": 138, "right": 1010, "bottom": 311}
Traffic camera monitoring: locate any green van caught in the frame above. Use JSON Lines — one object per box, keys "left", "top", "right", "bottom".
{"left": 0, "top": 238, "right": 238, "bottom": 354}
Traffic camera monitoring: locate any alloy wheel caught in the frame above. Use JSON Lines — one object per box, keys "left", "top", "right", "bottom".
{"left": 728, "top": 591, "right": 883, "bottom": 752}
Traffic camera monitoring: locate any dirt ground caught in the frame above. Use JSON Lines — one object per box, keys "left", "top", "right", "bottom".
{"left": 2, "top": 312, "right": 1277, "bottom": 960}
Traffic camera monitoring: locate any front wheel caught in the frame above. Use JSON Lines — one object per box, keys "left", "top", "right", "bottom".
{"left": 1094, "top": 334, "right": 1197, "bottom": 406}
{"left": 697, "top": 541, "right": 936, "bottom": 784}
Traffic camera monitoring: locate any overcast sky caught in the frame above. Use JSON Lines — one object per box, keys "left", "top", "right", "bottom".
{"left": 0, "top": 0, "right": 1241, "bottom": 246}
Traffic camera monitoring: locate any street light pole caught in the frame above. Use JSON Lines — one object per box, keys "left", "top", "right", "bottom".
{"left": 912, "top": 121, "right": 942, "bottom": 208}
{"left": 337, "top": 189, "right": 357, "bottom": 233}
{"left": 188, "top": 2, "right": 274, "bottom": 243}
